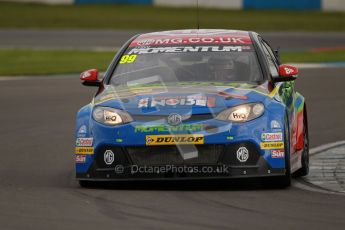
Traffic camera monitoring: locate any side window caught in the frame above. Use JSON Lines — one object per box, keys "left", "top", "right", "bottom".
{"left": 261, "top": 41, "right": 279, "bottom": 77}
{"left": 263, "top": 41, "right": 279, "bottom": 65}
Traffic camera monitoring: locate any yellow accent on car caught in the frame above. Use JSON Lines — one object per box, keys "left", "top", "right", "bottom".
{"left": 146, "top": 134, "right": 204, "bottom": 146}
{"left": 75, "top": 147, "right": 94, "bottom": 155}
{"left": 260, "top": 142, "right": 284, "bottom": 150}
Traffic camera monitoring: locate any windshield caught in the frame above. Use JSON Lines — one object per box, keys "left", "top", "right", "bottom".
{"left": 110, "top": 45, "right": 263, "bottom": 88}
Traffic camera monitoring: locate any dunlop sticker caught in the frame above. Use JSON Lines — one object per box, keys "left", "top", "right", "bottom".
{"left": 146, "top": 134, "right": 204, "bottom": 146}
{"left": 75, "top": 147, "right": 94, "bottom": 155}
{"left": 260, "top": 142, "right": 284, "bottom": 150}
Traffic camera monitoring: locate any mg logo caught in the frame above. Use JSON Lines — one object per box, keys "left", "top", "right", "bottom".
{"left": 167, "top": 113, "right": 182, "bottom": 126}
{"left": 237, "top": 147, "right": 249, "bottom": 163}
{"left": 104, "top": 150, "right": 115, "bottom": 165}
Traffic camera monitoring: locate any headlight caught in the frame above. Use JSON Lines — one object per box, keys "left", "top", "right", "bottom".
{"left": 216, "top": 103, "right": 265, "bottom": 122}
{"left": 92, "top": 107, "right": 133, "bottom": 126}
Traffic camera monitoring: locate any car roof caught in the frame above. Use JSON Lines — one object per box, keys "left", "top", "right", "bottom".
{"left": 130, "top": 29, "right": 253, "bottom": 47}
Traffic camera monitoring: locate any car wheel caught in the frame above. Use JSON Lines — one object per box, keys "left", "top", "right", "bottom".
{"left": 267, "top": 116, "right": 291, "bottom": 188}
{"left": 294, "top": 111, "right": 309, "bottom": 177}
{"left": 277, "top": 116, "right": 292, "bottom": 188}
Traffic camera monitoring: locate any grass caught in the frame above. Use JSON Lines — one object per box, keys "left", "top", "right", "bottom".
{"left": 282, "top": 50, "right": 345, "bottom": 63}
{"left": 0, "top": 49, "right": 344, "bottom": 76}
{"left": 0, "top": 49, "right": 115, "bottom": 76}
{"left": 0, "top": 2, "right": 345, "bottom": 31}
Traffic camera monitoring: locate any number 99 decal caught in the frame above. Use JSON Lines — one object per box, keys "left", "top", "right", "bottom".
{"left": 120, "top": 55, "right": 137, "bottom": 64}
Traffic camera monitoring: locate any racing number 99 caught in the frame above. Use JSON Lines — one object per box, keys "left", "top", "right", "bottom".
{"left": 120, "top": 55, "right": 137, "bottom": 64}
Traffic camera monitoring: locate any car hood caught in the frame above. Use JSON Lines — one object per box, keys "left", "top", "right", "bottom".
{"left": 93, "top": 82, "right": 272, "bottom": 115}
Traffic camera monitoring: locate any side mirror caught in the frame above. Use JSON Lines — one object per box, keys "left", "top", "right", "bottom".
{"left": 273, "top": 64, "right": 299, "bottom": 82}
{"left": 80, "top": 69, "right": 101, "bottom": 86}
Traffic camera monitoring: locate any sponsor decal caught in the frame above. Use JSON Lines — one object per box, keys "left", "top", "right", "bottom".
{"left": 138, "top": 96, "right": 216, "bottom": 108}
{"left": 231, "top": 111, "right": 248, "bottom": 121}
{"left": 146, "top": 134, "right": 204, "bottom": 146}
{"left": 131, "top": 36, "right": 252, "bottom": 47}
{"left": 284, "top": 67, "right": 294, "bottom": 75}
{"left": 237, "top": 147, "right": 249, "bottom": 163}
{"left": 135, "top": 124, "right": 205, "bottom": 133}
{"left": 119, "top": 54, "right": 137, "bottom": 64}
{"left": 167, "top": 113, "right": 182, "bottom": 126}
{"left": 138, "top": 98, "right": 149, "bottom": 108}
{"left": 76, "top": 138, "right": 93, "bottom": 147}
{"left": 128, "top": 46, "right": 250, "bottom": 55}
{"left": 76, "top": 155, "right": 86, "bottom": 163}
{"left": 80, "top": 71, "right": 92, "bottom": 80}
{"left": 271, "top": 150, "right": 285, "bottom": 158}
{"left": 75, "top": 147, "right": 94, "bottom": 155}
{"left": 104, "top": 150, "right": 115, "bottom": 165}
{"left": 77, "top": 125, "right": 87, "bottom": 137}
{"left": 146, "top": 137, "right": 154, "bottom": 144}
{"left": 137, "top": 39, "right": 156, "bottom": 46}
{"left": 271, "top": 120, "right": 281, "bottom": 129}
{"left": 260, "top": 142, "right": 285, "bottom": 150}
{"left": 261, "top": 133, "right": 283, "bottom": 142}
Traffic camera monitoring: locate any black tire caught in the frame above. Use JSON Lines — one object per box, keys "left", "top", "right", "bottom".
{"left": 277, "top": 116, "right": 292, "bottom": 187}
{"left": 294, "top": 111, "right": 309, "bottom": 177}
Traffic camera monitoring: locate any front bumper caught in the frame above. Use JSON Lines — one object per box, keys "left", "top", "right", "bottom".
{"left": 76, "top": 142, "right": 286, "bottom": 180}
{"left": 76, "top": 112, "right": 287, "bottom": 181}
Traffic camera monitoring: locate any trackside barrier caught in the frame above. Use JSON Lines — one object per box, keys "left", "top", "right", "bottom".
{"left": 2, "top": 0, "right": 345, "bottom": 11}
{"left": 154, "top": 0, "right": 345, "bottom": 11}
{"left": 75, "top": 0, "right": 152, "bottom": 4}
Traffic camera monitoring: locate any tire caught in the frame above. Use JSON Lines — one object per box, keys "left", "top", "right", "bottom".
{"left": 277, "top": 116, "right": 292, "bottom": 187}
{"left": 294, "top": 111, "right": 309, "bottom": 177}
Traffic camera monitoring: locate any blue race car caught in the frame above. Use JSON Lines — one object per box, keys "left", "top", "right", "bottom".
{"left": 76, "top": 29, "right": 309, "bottom": 187}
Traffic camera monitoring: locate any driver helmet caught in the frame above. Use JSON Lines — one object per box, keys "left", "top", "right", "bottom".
{"left": 208, "top": 57, "right": 235, "bottom": 81}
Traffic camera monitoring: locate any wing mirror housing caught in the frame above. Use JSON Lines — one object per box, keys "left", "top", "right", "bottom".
{"left": 80, "top": 69, "right": 101, "bottom": 86}
{"left": 273, "top": 64, "right": 299, "bottom": 82}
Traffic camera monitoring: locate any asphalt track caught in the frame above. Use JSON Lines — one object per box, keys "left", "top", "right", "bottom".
{"left": 1, "top": 29, "right": 345, "bottom": 51}
{"left": 1, "top": 67, "right": 345, "bottom": 230}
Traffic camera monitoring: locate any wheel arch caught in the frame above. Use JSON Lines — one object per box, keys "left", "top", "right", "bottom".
{"left": 295, "top": 95, "right": 306, "bottom": 151}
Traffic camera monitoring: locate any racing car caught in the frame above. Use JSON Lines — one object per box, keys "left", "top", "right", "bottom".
{"left": 75, "top": 29, "right": 309, "bottom": 187}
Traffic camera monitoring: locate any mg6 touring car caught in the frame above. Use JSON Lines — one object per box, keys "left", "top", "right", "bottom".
{"left": 75, "top": 29, "right": 309, "bottom": 187}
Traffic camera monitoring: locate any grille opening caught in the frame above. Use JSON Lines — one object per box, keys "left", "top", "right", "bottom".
{"left": 126, "top": 145, "right": 224, "bottom": 166}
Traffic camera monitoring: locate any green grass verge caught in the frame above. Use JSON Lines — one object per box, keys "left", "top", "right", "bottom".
{"left": 281, "top": 50, "right": 345, "bottom": 63}
{"left": 0, "top": 49, "right": 115, "bottom": 76}
{"left": 0, "top": 49, "right": 344, "bottom": 76}
{"left": 0, "top": 2, "right": 345, "bottom": 31}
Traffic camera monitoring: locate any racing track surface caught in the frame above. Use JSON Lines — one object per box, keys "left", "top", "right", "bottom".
{"left": 1, "top": 29, "right": 345, "bottom": 51}
{"left": 1, "top": 67, "right": 345, "bottom": 230}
